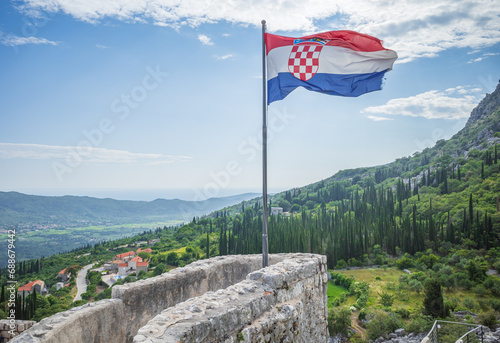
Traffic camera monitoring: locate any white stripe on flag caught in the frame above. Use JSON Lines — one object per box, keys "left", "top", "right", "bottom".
{"left": 267, "top": 45, "right": 397, "bottom": 80}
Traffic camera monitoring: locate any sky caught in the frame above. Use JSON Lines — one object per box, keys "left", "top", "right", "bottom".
{"left": 0, "top": 0, "right": 499, "bottom": 201}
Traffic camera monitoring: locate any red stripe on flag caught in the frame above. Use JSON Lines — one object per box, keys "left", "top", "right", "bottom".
{"left": 264, "top": 30, "right": 390, "bottom": 55}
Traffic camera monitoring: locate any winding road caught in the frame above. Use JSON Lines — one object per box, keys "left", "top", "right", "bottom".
{"left": 73, "top": 263, "right": 95, "bottom": 301}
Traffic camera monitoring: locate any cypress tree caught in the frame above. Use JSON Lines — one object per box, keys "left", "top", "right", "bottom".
{"left": 206, "top": 232, "right": 210, "bottom": 259}
{"left": 423, "top": 278, "right": 445, "bottom": 318}
{"left": 429, "top": 199, "right": 436, "bottom": 242}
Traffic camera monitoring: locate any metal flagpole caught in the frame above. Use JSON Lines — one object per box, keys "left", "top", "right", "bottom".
{"left": 261, "top": 19, "right": 269, "bottom": 268}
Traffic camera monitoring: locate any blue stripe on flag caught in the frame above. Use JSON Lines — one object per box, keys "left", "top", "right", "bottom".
{"left": 267, "top": 70, "right": 389, "bottom": 104}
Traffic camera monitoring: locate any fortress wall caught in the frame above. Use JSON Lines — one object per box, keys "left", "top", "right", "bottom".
{"left": 11, "top": 254, "right": 326, "bottom": 343}
{"left": 133, "top": 254, "right": 328, "bottom": 343}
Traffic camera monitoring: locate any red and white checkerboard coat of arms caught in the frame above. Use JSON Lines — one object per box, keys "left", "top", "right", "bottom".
{"left": 288, "top": 43, "right": 324, "bottom": 81}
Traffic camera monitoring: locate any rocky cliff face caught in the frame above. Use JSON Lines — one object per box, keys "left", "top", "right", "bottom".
{"left": 466, "top": 80, "right": 500, "bottom": 127}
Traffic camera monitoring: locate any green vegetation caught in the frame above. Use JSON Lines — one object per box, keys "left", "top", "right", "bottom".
{"left": 1, "top": 84, "right": 500, "bottom": 333}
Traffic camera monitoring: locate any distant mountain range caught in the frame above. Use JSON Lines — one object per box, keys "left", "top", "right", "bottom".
{"left": 0, "top": 191, "right": 260, "bottom": 228}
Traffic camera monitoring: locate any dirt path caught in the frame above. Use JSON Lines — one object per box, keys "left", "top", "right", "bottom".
{"left": 351, "top": 311, "right": 367, "bottom": 341}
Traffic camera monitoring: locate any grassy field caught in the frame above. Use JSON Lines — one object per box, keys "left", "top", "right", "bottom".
{"left": 334, "top": 267, "right": 421, "bottom": 310}
{"left": 327, "top": 280, "right": 349, "bottom": 308}
{"left": 331, "top": 267, "right": 498, "bottom": 313}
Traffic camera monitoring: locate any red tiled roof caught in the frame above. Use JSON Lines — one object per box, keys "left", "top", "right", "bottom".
{"left": 136, "top": 261, "right": 149, "bottom": 267}
{"left": 118, "top": 263, "right": 128, "bottom": 267}
{"left": 58, "top": 268, "right": 67, "bottom": 274}
{"left": 137, "top": 248, "right": 153, "bottom": 253}
{"left": 18, "top": 280, "right": 43, "bottom": 292}
{"left": 131, "top": 256, "right": 142, "bottom": 263}
{"left": 115, "top": 251, "right": 135, "bottom": 259}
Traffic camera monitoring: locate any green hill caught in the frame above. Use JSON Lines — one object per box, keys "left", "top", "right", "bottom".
{"left": 218, "top": 80, "right": 500, "bottom": 267}
{"left": 0, "top": 191, "right": 259, "bottom": 228}
{"left": 0, "top": 192, "right": 258, "bottom": 263}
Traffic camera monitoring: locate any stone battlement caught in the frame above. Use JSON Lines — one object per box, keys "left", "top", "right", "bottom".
{"left": 12, "top": 254, "right": 328, "bottom": 343}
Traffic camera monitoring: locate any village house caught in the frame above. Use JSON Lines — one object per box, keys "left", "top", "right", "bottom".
{"left": 118, "top": 263, "right": 130, "bottom": 276}
{"left": 57, "top": 268, "right": 71, "bottom": 283}
{"left": 117, "top": 255, "right": 150, "bottom": 276}
{"left": 271, "top": 207, "right": 283, "bottom": 216}
{"left": 114, "top": 250, "right": 136, "bottom": 262}
{"left": 128, "top": 256, "right": 142, "bottom": 270}
{"left": 17, "top": 280, "right": 47, "bottom": 296}
{"left": 137, "top": 247, "right": 153, "bottom": 254}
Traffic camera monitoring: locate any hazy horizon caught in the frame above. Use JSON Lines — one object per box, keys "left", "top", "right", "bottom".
{"left": 0, "top": 187, "right": 279, "bottom": 202}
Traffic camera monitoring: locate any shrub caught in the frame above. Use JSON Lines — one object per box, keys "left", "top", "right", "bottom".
{"left": 483, "top": 276, "right": 500, "bottom": 296}
{"left": 410, "top": 271, "right": 428, "bottom": 283}
{"left": 463, "top": 298, "right": 476, "bottom": 311}
{"left": 366, "top": 310, "right": 404, "bottom": 340}
{"left": 477, "top": 299, "right": 490, "bottom": 311}
{"left": 479, "top": 310, "right": 498, "bottom": 329}
{"left": 379, "top": 292, "right": 395, "bottom": 307}
{"left": 328, "top": 306, "right": 352, "bottom": 336}
{"left": 465, "top": 258, "right": 488, "bottom": 283}
{"left": 490, "top": 299, "right": 500, "bottom": 312}
{"left": 406, "top": 313, "right": 433, "bottom": 333}
{"left": 154, "top": 263, "right": 167, "bottom": 276}
{"left": 396, "top": 257, "right": 414, "bottom": 270}
{"left": 417, "top": 254, "right": 439, "bottom": 269}
{"left": 444, "top": 297, "right": 460, "bottom": 312}
{"left": 335, "top": 259, "right": 347, "bottom": 269}
{"left": 94, "top": 288, "right": 112, "bottom": 301}
{"left": 394, "top": 307, "right": 411, "bottom": 319}
{"left": 358, "top": 308, "right": 367, "bottom": 320}
{"left": 473, "top": 285, "right": 488, "bottom": 297}
{"left": 350, "top": 281, "right": 370, "bottom": 298}
{"left": 408, "top": 279, "right": 423, "bottom": 294}
{"left": 356, "top": 294, "right": 368, "bottom": 308}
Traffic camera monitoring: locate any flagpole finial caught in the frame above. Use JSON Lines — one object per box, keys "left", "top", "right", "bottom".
{"left": 261, "top": 19, "right": 266, "bottom": 25}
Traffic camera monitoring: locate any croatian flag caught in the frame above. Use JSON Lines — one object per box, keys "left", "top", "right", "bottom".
{"left": 265, "top": 30, "right": 398, "bottom": 104}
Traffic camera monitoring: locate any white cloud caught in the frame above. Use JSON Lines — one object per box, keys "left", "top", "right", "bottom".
{"left": 1, "top": 33, "right": 58, "bottom": 46}
{"left": 361, "top": 86, "right": 480, "bottom": 120}
{"left": 215, "top": 54, "right": 233, "bottom": 60}
{"left": 467, "top": 52, "right": 499, "bottom": 63}
{"left": 367, "top": 115, "right": 393, "bottom": 121}
{"left": 0, "top": 143, "right": 191, "bottom": 165}
{"left": 17, "top": 0, "right": 500, "bottom": 63}
{"left": 197, "top": 34, "right": 213, "bottom": 46}
{"left": 96, "top": 44, "right": 109, "bottom": 49}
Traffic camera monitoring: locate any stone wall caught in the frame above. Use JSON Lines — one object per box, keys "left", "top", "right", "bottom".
{"left": 11, "top": 254, "right": 327, "bottom": 343}
{"left": 0, "top": 320, "right": 36, "bottom": 342}
{"left": 134, "top": 254, "right": 328, "bottom": 343}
